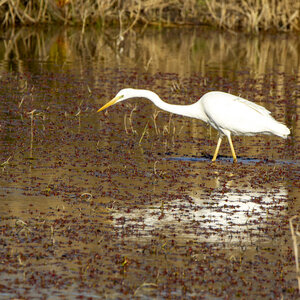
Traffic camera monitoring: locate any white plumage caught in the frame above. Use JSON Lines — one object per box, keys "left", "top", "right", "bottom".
{"left": 98, "top": 88, "right": 290, "bottom": 162}
{"left": 200, "top": 91, "right": 289, "bottom": 138}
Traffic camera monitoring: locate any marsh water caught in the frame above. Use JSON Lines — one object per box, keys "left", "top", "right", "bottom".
{"left": 0, "top": 26, "right": 299, "bottom": 298}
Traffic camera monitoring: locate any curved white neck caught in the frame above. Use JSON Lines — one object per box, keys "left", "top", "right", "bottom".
{"left": 132, "top": 89, "right": 204, "bottom": 120}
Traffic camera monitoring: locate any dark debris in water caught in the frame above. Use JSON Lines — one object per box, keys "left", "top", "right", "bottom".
{"left": 0, "top": 63, "right": 299, "bottom": 299}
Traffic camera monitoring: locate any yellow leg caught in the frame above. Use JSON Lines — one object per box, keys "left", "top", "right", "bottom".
{"left": 212, "top": 137, "right": 222, "bottom": 162}
{"left": 227, "top": 135, "right": 237, "bottom": 163}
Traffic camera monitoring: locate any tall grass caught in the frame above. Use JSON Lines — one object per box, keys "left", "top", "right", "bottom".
{"left": 0, "top": 0, "right": 299, "bottom": 32}
{"left": 0, "top": 0, "right": 116, "bottom": 27}
{"left": 205, "top": 0, "right": 300, "bottom": 32}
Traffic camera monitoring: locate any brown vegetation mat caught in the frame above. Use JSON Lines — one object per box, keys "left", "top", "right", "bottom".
{"left": 0, "top": 0, "right": 299, "bottom": 32}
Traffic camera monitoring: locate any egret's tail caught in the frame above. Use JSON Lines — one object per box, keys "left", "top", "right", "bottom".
{"left": 269, "top": 120, "right": 290, "bottom": 138}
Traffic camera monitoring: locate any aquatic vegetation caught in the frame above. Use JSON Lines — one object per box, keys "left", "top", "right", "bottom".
{"left": 0, "top": 26, "right": 299, "bottom": 298}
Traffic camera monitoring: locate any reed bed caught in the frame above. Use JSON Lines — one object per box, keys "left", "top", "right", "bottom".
{"left": 0, "top": 0, "right": 299, "bottom": 32}
{"left": 205, "top": 0, "right": 300, "bottom": 32}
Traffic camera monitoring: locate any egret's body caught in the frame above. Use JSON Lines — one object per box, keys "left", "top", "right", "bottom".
{"left": 98, "top": 88, "right": 290, "bottom": 162}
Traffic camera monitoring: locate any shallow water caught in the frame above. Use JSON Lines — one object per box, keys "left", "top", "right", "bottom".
{"left": 0, "top": 26, "right": 299, "bottom": 298}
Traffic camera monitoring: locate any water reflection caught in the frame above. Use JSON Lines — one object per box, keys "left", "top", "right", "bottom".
{"left": 1, "top": 26, "right": 299, "bottom": 78}
{"left": 112, "top": 182, "right": 287, "bottom": 245}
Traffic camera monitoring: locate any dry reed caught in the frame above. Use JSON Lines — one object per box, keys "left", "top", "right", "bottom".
{"left": 0, "top": 0, "right": 299, "bottom": 32}
{"left": 205, "top": 0, "right": 300, "bottom": 32}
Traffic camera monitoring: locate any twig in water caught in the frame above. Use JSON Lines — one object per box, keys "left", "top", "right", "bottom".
{"left": 75, "top": 108, "right": 82, "bottom": 133}
{"left": 133, "top": 282, "right": 157, "bottom": 297}
{"left": 124, "top": 113, "right": 129, "bottom": 134}
{"left": 145, "top": 57, "right": 152, "bottom": 71}
{"left": 50, "top": 225, "right": 55, "bottom": 245}
{"left": 27, "top": 109, "right": 37, "bottom": 159}
{"left": 18, "top": 96, "right": 25, "bottom": 108}
{"left": 289, "top": 215, "right": 300, "bottom": 294}
{"left": 80, "top": 193, "right": 93, "bottom": 202}
{"left": 17, "top": 254, "right": 24, "bottom": 266}
{"left": 87, "top": 85, "right": 92, "bottom": 95}
{"left": 129, "top": 105, "right": 137, "bottom": 135}
{"left": 139, "top": 122, "right": 149, "bottom": 144}
{"left": 153, "top": 160, "right": 165, "bottom": 177}
{"left": 152, "top": 110, "right": 161, "bottom": 135}
{"left": 15, "top": 219, "right": 32, "bottom": 235}
{"left": 1, "top": 156, "right": 12, "bottom": 168}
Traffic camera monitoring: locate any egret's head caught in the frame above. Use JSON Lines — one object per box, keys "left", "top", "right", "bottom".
{"left": 97, "top": 88, "right": 136, "bottom": 112}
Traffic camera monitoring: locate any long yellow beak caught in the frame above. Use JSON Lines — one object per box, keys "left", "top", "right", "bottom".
{"left": 97, "top": 95, "right": 122, "bottom": 112}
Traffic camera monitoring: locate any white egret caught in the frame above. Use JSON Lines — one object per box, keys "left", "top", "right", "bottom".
{"left": 97, "top": 88, "right": 290, "bottom": 162}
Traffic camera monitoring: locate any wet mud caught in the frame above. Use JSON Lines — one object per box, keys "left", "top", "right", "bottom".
{"left": 0, "top": 27, "right": 299, "bottom": 299}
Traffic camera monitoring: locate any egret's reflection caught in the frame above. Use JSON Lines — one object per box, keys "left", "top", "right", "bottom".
{"left": 112, "top": 184, "right": 287, "bottom": 245}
